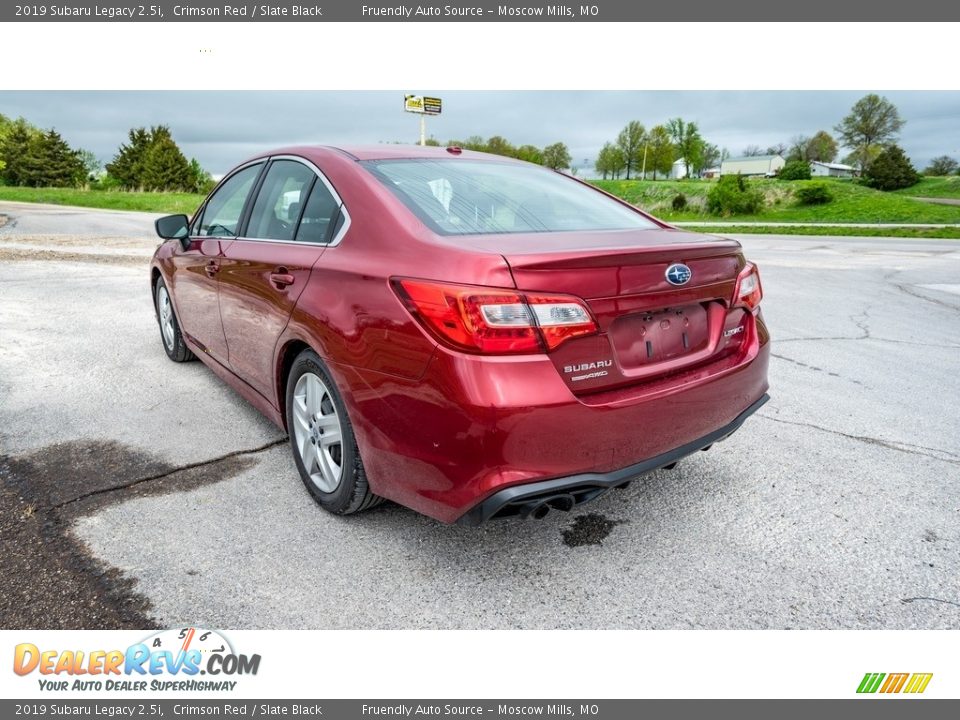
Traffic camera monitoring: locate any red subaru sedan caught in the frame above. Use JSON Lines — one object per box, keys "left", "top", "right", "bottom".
{"left": 151, "top": 145, "right": 769, "bottom": 525}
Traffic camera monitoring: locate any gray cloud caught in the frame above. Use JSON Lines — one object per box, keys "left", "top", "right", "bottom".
{"left": 1, "top": 91, "right": 957, "bottom": 175}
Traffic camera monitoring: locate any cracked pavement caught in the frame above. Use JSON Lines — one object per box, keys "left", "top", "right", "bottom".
{"left": 0, "top": 203, "right": 958, "bottom": 629}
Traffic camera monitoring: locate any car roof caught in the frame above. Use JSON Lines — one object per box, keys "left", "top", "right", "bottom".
{"left": 272, "top": 144, "right": 526, "bottom": 164}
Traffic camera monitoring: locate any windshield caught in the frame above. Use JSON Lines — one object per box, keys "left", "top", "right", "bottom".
{"left": 363, "top": 159, "right": 658, "bottom": 236}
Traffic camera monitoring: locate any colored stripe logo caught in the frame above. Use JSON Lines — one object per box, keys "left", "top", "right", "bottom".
{"left": 857, "top": 673, "right": 933, "bottom": 694}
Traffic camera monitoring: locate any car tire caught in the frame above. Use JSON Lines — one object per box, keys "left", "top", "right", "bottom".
{"left": 285, "top": 349, "right": 384, "bottom": 515}
{"left": 155, "top": 277, "right": 195, "bottom": 363}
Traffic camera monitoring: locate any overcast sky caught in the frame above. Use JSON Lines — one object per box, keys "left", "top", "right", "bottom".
{"left": 1, "top": 91, "right": 957, "bottom": 175}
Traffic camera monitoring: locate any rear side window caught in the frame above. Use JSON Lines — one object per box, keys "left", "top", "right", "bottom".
{"left": 363, "top": 159, "right": 657, "bottom": 236}
{"left": 246, "top": 160, "right": 316, "bottom": 241}
{"left": 197, "top": 163, "right": 262, "bottom": 237}
{"left": 295, "top": 181, "right": 340, "bottom": 244}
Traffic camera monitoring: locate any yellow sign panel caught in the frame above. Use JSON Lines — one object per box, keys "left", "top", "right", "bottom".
{"left": 404, "top": 95, "right": 442, "bottom": 115}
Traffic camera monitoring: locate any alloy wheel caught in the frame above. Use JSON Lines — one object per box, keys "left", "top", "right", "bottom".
{"left": 157, "top": 285, "right": 175, "bottom": 350}
{"left": 292, "top": 372, "right": 343, "bottom": 493}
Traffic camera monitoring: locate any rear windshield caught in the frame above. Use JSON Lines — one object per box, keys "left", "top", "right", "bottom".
{"left": 362, "top": 159, "right": 658, "bottom": 235}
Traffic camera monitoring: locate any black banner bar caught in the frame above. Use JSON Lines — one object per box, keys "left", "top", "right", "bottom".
{"left": 3, "top": 0, "right": 960, "bottom": 22}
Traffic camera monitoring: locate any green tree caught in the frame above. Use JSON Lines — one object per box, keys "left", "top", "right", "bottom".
{"left": 707, "top": 175, "right": 765, "bottom": 216}
{"left": 107, "top": 125, "right": 198, "bottom": 191}
{"left": 835, "top": 94, "right": 905, "bottom": 173}
{"left": 805, "top": 131, "right": 838, "bottom": 163}
{"left": 106, "top": 126, "right": 153, "bottom": 188}
{"left": 595, "top": 142, "right": 625, "bottom": 179}
{"left": 515, "top": 144, "right": 543, "bottom": 164}
{"left": 77, "top": 149, "right": 101, "bottom": 183}
{"left": 541, "top": 142, "right": 571, "bottom": 171}
{"left": 615, "top": 121, "right": 646, "bottom": 179}
{"left": 863, "top": 145, "right": 920, "bottom": 191}
{"left": 141, "top": 131, "right": 193, "bottom": 191}
{"left": 485, "top": 135, "right": 516, "bottom": 158}
{"left": 843, "top": 147, "right": 881, "bottom": 171}
{"left": 461, "top": 135, "right": 487, "bottom": 151}
{"left": 594, "top": 143, "right": 617, "bottom": 179}
{"left": 594, "top": 144, "right": 612, "bottom": 179}
{"left": 700, "top": 143, "right": 722, "bottom": 171}
{"left": 924, "top": 155, "right": 958, "bottom": 176}
{"left": 0, "top": 113, "right": 10, "bottom": 177}
{"left": 645, "top": 125, "right": 674, "bottom": 180}
{"left": 778, "top": 160, "right": 812, "bottom": 180}
{"left": 20, "top": 129, "right": 86, "bottom": 187}
{"left": 786, "top": 135, "right": 809, "bottom": 162}
{"left": 666, "top": 118, "right": 704, "bottom": 179}
{"left": 0, "top": 118, "right": 38, "bottom": 186}
{"left": 188, "top": 158, "right": 216, "bottom": 194}
{"left": 423, "top": 137, "right": 441, "bottom": 147}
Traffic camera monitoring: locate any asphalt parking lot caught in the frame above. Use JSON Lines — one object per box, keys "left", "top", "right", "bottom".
{"left": 1, "top": 201, "right": 958, "bottom": 630}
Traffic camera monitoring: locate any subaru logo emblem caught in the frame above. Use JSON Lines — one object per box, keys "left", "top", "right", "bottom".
{"left": 665, "top": 263, "right": 692, "bottom": 286}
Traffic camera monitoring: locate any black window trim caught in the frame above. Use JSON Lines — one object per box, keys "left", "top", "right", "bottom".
{"left": 232, "top": 154, "right": 351, "bottom": 248}
{"left": 191, "top": 159, "right": 267, "bottom": 239}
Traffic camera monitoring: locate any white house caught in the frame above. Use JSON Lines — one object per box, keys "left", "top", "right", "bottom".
{"left": 720, "top": 154, "right": 785, "bottom": 177}
{"left": 669, "top": 158, "right": 688, "bottom": 180}
{"left": 809, "top": 160, "right": 856, "bottom": 178}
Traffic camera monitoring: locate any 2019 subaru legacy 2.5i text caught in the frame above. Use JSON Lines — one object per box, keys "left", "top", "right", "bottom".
{"left": 151, "top": 145, "right": 769, "bottom": 525}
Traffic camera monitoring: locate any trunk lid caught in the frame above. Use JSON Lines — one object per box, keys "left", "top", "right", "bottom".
{"left": 459, "top": 228, "right": 751, "bottom": 394}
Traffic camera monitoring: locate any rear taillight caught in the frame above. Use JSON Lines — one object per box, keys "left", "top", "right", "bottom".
{"left": 392, "top": 278, "right": 597, "bottom": 355}
{"left": 734, "top": 263, "right": 763, "bottom": 312}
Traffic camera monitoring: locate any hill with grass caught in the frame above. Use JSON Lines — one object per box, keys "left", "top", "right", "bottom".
{"left": 591, "top": 178, "right": 960, "bottom": 224}
{"left": 890, "top": 176, "right": 960, "bottom": 199}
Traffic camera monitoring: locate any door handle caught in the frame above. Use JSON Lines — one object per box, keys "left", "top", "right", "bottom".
{"left": 204, "top": 261, "right": 219, "bottom": 277}
{"left": 270, "top": 272, "right": 295, "bottom": 288}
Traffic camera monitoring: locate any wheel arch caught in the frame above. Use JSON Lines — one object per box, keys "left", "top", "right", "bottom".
{"left": 149, "top": 266, "right": 163, "bottom": 314}
{"left": 274, "top": 338, "right": 314, "bottom": 432}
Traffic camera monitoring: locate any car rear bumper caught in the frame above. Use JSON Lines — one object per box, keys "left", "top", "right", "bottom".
{"left": 335, "top": 311, "right": 770, "bottom": 524}
{"left": 455, "top": 393, "right": 769, "bottom": 525}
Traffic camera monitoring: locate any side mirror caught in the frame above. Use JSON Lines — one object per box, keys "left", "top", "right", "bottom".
{"left": 155, "top": 214, "right": 190, "bottom": 244}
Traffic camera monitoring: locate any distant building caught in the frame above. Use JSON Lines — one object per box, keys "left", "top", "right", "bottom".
{"left": 720, "top": 154, "right": 785, "bottom": 177}
{"left": 669, "top": 158, "right": 688, "bottom": 180}
{"left": 701, "top": 167, "right": 721, "bottom": 179}
{"left": 809, "top": 160, "right": 856, "bottom": 178}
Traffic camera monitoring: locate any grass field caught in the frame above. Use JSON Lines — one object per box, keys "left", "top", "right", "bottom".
{"left": 890, "top": 176, "right": 960, "bottom": 199}
{"left": 687, "top": 225, "right": 960, "bottom": 240}
{"left": 592, "top": 178, "right": 960, "bottom": 224}
{"left": 3, "top": 179, "right": 960, "bottom": 229}
{"left": 0, "top": 186, "right": 204, "bottom": 215}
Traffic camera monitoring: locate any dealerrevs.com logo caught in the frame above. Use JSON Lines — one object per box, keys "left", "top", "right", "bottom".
{"left": 14, "top": 627, "right": 260, "bottom": 693}
{"left": 857, "top": 672, "right": 933, "bottom": 695}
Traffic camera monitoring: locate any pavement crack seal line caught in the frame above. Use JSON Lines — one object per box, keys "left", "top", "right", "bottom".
{"left": 894, "top": 282, "right": 959, "bottom": 311}
{"left": 776, "top": 335, "right": 960, "bottom": 350}
{"left": 901, "top": 597, "right": 960, "bottom": 609}
{"left": 756, "top": 414, "right": 960, "bottom": 466}
{"left": 770, "top": 352, "right": 863, "bottom": 386}
{"left": 0, "top": 437, "right": 285, "bottom": 629}
{"left": 849, "top": 306, "right": 872, "bottom": 339}
{"left": 885, "top": 264, "right": 960, "bottom": 311}
{"left": 51, "top": 437, "right": 286, "bottom": 511}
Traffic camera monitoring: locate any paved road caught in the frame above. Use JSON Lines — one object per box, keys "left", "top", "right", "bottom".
{"left": 0, "top": 200, "right": 163, "bottom": 236}
{"left": 910, "top": 197, "right": 960, "bottom": 207}
{"left": 1, "top": 202, "right": 958, "bottom": 629}
{"left": 0, "top": 201, "right": 161, "bottom": 262}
